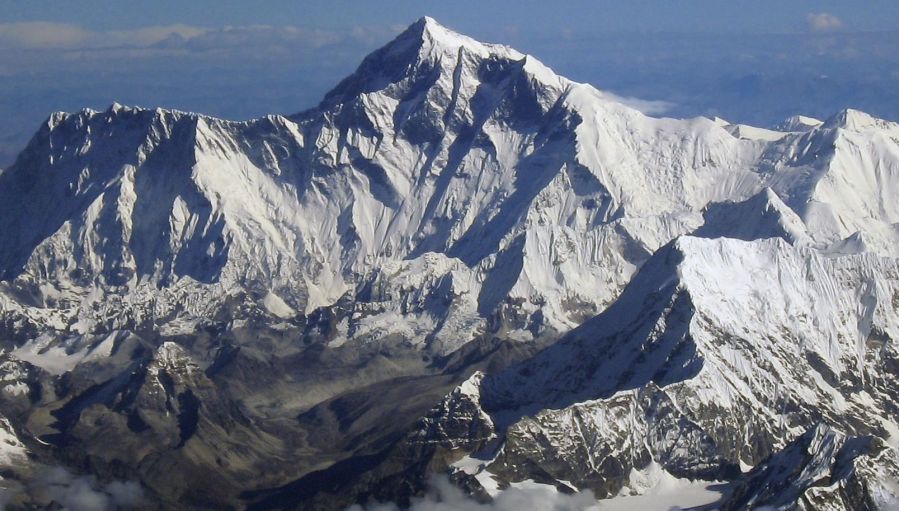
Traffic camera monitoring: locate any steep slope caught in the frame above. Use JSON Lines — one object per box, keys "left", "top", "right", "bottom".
{"left": 478, "top": 237, "right": 899, "bottom": 492}
{"left": 719, "top": 424, "right": 899, "bottom": 511}
{"left": 247, "top": 234, "right": 899, "bottom": 509}
{"left": 762, "top": 109, "right": 899, "bottom": 256}
{"left": 693, "top": 187, "right": 812, "bottom": 245}
{"left": 317, "top": 236, "right": 899, "bottom": 507}
{"left": 776, "top": 115, "right": 823, "bottom": 132}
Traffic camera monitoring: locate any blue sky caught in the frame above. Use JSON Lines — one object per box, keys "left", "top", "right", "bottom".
{"left": 4, "top": 1, "right": 899, "bottom": 33}
{"left": 1, "top": 1, "right": 898, "bottom": 165}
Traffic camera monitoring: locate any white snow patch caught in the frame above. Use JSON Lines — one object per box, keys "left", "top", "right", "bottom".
{"left": 2, "top": 382, "right": 28, "bottom": 396}
{"left": 262, "top": 291, "right": 296, "bottom": 319}
{"left": 604, "top": 463, "right": 725, "bottom": 510}
{"left": 0, "top": 416, "right": 27, "bottom": 466}
{"left": 883, "top": 421, "right": 899, "bottom": 448}
{"left": 12, "top": 334, "right": 85, "bottom": 375}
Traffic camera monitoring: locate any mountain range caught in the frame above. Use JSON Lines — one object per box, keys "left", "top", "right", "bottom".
{"left": 0, "top": 17, "right": 897, "bottom": 510}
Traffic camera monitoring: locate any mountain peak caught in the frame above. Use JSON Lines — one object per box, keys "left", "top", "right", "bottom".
{"left": 319, "top": 16, "right": 535, "bottom": 110}
{"left": 402, "top": 16, "right": 522, "bottom": 61}
{"left": 823, "top": 108, "right": 890, "bottom": 131}
{"left": 775, "top": 114, "right": 822, "bottom": 132}
{"left": 413, "top": 15, "right": 446, "bottom": 36}
{"left": 694, "top": 188, "right": 811, "bottom": 245}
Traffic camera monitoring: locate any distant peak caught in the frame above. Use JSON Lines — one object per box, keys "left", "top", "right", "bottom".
{"left": 415, "top": 15, "right": 441, "bottom": 31}
{"left": 399, "top": 16, "right": 522, "bottom": 60}
{"left": 776, "top": 114, "right": 822, "bottom": 132}
{"left": 823, "top": 108, "right": 888, "bottom": 131}
{"left": 693, "top": 187, "right": 811, "bottom": 245}
{"left": 104, "top": 101, "right": 147, "bottom": 117}
{"left": 410, "top": 16, "right": 462, "bottom": 40}
{"left": 320, "top": 16, "right": 529, "bottom": 107}
{"left": 153, "top": 342, "right": 197, "bottom": 371}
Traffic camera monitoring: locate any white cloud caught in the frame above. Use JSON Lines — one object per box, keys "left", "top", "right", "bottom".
{"left": 807, "top": 12, "right": 843, "bottom": 32}
{"left": 347, "top": 477, "right": 599, "bottom": 511}
{"left": 180, "top": 25, "right": 345, "bottom": 52}
{"left": 601, "top": 92, "right": 676, "bottom": 116}
{"left": 5, "top": 465, "right": 146, "bottom": 510}
{"left": 106, "top": 24, "right": 208, "bottom": 47}
{"left": 0, "top": 21, "right": 395, "bottom": 52}
{"left": 0, "top": 21, "right": 206, "bottom": 49}
{"left": 0, "top": 22, "right": 92, "bottom": 49}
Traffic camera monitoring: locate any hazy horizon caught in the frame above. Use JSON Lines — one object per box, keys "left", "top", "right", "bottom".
{"left": 1, "top": 1, "right": 898, "bottom": 166}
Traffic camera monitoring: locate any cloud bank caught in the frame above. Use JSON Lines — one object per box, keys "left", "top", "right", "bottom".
{"left": 0, "top": 466, "right": 145, "bottom": 510}
{"left": 600, "top": 92, "right": 676, "bottom": 116}
{"left": 347, "top": 477, "right": 599, "bottom": 511}
{"left": 807, "top": 13, "right": 843, "bottom": 32}
{"left": 0, "top": 21, "right": 396, "bottom": 53}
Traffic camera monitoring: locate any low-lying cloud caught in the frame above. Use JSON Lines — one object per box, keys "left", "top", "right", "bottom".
{"left": 346, "top": 477, "right": 599, "bottom": 511}
{"left": 807, "top": 12, "right": 843, "bottom": 32}
{"left": 0, "top": 465, "right": 144, "bottom": 510}
{"left": 0, "top": 22, "right": 200, "bottom": 50}
{"left": 601, "top": 92, "right": 676, "bottom": 116}
{"left": 0, "top": 20, "right": 398, "bottom": 53}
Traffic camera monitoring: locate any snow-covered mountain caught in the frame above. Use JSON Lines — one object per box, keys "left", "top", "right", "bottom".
{"left": 720, "top": 423, "right": 899, "bottom": 510}
{"left": 0, "top": 16, "right": 897, "bottom": 510}
{"left": 441, "top": 235, "right": 899, "bottom": 497}
{"left": 4, "top": 17, "right": 899, "bottom": 355}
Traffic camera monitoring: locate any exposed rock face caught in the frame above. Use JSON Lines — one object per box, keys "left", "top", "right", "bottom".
{"left": 0, "top": 16, "right": 898, "bottom": 511}
{"left": 721, "top": 424, "right": 899, "bottom": 511}
{"left": 344, "top": 236, "right": 897, "bottom": 508}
